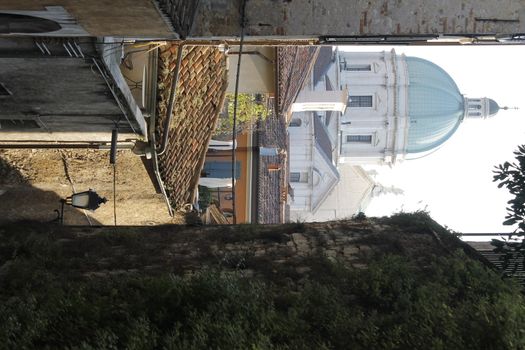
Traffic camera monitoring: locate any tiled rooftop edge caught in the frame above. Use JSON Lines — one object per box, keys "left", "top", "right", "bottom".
{"left": 155, "top": 43, "right": 228, "bottom": 211}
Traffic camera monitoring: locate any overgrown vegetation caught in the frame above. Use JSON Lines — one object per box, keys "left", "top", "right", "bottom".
{"left": 492, "top": 144, "right": 525, "bottom": 273}
{"left": 493, "top": 144, "right": 525, "bottom": 233}
{"left": 197, "top": 185, "right": 213, "bottom": 211}
{"left": 214, "top": 93, "right": 268, "bottom": 137}
{"left": 1, "top": 220, "right": 524, "bottom": 349}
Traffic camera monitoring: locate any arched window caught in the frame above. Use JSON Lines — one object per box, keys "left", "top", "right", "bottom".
{"left": 0, "top": 13, "right": 61, "bottom": 34}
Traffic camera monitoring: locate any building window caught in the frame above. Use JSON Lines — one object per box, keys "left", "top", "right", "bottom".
{"left": 290, "top": 172, "right": 309, "bottom": 183}
{"left": 289, "top": 118, "right": 302, "bottom": 127}
{"left": 346, "top": 64, "right": 372, "bottom": 71}
{"left": 346, "top": 135, "right": 372, "bottom": 144}
{"left": 202, "top": 161, "right": 241, "bottom": 179}
{"left": 0, "top": 119, "right": 40, "bottom": 131}
{"left": 348, "top": 95, "right": 373, "bottom": 108}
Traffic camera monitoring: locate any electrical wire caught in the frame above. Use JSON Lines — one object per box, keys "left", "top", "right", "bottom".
{"left": 231, "top": 0, "right": 248, "bottom": 225}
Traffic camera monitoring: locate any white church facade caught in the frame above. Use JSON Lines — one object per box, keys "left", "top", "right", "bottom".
{"left": 288, "top": 48, "right": 503, "bottom": 222}
{"left": 338, "top": 50, "right": 502, "bottom": 165}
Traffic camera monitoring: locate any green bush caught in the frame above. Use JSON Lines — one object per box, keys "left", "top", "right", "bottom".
{"left": 1, "top": 250, "right": 524, "bottom": 349}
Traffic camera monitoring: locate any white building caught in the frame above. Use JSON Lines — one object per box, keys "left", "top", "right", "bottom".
{"left": 338, "top": 49, "right": 502, "bottom": 165}
{"left": 288, "top": 48, "right": 503, "bottom": 222}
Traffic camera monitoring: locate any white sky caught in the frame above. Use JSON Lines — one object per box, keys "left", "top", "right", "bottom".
{"left": 339, "top": 44, "right": 525, "bottom": 234}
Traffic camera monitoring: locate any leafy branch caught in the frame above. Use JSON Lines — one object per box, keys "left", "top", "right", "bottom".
{"left": 492, "top": 145, "right": 525, "bottom": 274}
{"left": 214, "top": 93, "right": 269, "bottom": 136}
{"left": 493, "top": 145, "right": 525, "bottom": 232}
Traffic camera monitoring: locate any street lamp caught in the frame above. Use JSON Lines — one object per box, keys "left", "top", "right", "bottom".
{"left": 58, "top": 189, "right": 107, "bottom": 224}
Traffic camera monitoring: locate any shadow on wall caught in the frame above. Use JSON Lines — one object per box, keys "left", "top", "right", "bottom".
{"left": 0, "top": 156, "right": 101, "bottom": 225}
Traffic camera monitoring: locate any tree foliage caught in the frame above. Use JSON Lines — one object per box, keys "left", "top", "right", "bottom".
{"left": 1, "top": 224, "right": 525, "bottom": 349}
{"left": 492, "top": 145, "right": 525, "bottom": 276}
{"left": 493, "top": 144, "right": 525, "bottom": 232}
{"left": 214, "top": 93, "right": 268, "bottom": 136}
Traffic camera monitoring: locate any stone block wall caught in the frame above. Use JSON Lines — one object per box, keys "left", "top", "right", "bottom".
{"left": 191, "top": 0, "right": 525, "bottom": 40}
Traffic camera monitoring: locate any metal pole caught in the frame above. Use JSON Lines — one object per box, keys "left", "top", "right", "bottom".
{"left": 60, "top": 200, "right": 65, "bottom": 225}
{"left": 230, "top": 0, "right": 247, "bottom": 225}
{"left": 157, "top": 43, "right": 185, "bottom": 156}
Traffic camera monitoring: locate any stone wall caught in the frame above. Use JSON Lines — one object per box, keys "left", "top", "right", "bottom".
{"left": 0, "top": 216, "right": 487, "bottom": 281}
{"left": 3, "top": 0, "right": 523, "bottom": 39}
{"left": 191, "top": 0, "right": 525, "bottom": 40}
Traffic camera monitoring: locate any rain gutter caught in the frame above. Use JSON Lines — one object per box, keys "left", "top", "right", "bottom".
{"left": 148, "top": 46, "right": 175, "bottom": 216}
{"left": 156, "top": 43, "right": 185, "bottom": 156}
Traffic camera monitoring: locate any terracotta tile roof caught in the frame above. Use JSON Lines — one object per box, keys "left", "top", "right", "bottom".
{"left": 256, "top": 103, "right": 287, "bottom": 224}
{"left": 257, "top": 47, "right": 319, "bottom": 224}
{"left": 156, "top": 44, "right": 227, "bottom": 210}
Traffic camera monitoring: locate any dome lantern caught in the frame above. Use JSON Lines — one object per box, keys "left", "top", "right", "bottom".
{"left": 464, "top": 97, "right": 500, "bottom": 119}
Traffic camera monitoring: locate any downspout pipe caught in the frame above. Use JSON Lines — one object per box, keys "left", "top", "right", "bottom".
{"left": 156, "top": 43, "right": 185, "bottom": 156}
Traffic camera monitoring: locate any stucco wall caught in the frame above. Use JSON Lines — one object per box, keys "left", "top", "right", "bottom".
{"left": 0, "top": 57, "right": 139, "bottom": 141}
{"left": 4, "top": 1, "right": 523, "bottom": 39}
{"left": 0, "top": 149, "right": 173, "bottom": 225}
{"left": 192, "top": 0, "right": 525, "bottom": 39}
{"left": 0, "top": 0, "right": 174, "bottom": 37}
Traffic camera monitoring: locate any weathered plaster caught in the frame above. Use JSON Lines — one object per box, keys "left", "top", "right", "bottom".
{"left": 192, "top": 0, "right": 525, "bottom": 39}
{"left": 0, "top": 0, "right": 175, "bottom": 37}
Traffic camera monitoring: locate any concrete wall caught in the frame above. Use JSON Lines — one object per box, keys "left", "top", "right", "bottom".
{"left": 226, "top": 46, "right": 276, "bottom": 93}
{"left": 0, "top": 57, "right": 140, "bottom": 142}
{"left": 192, "top": 0, "right": 525, "bottom": 40}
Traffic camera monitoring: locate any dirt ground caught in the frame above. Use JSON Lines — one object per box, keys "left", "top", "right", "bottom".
{"left": 0, "top": 149, "right": 185, "bottom": 225}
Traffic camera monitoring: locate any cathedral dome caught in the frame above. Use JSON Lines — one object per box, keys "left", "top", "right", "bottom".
{"left": 405, "top": 57, "right": 465, "bottom": 154}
